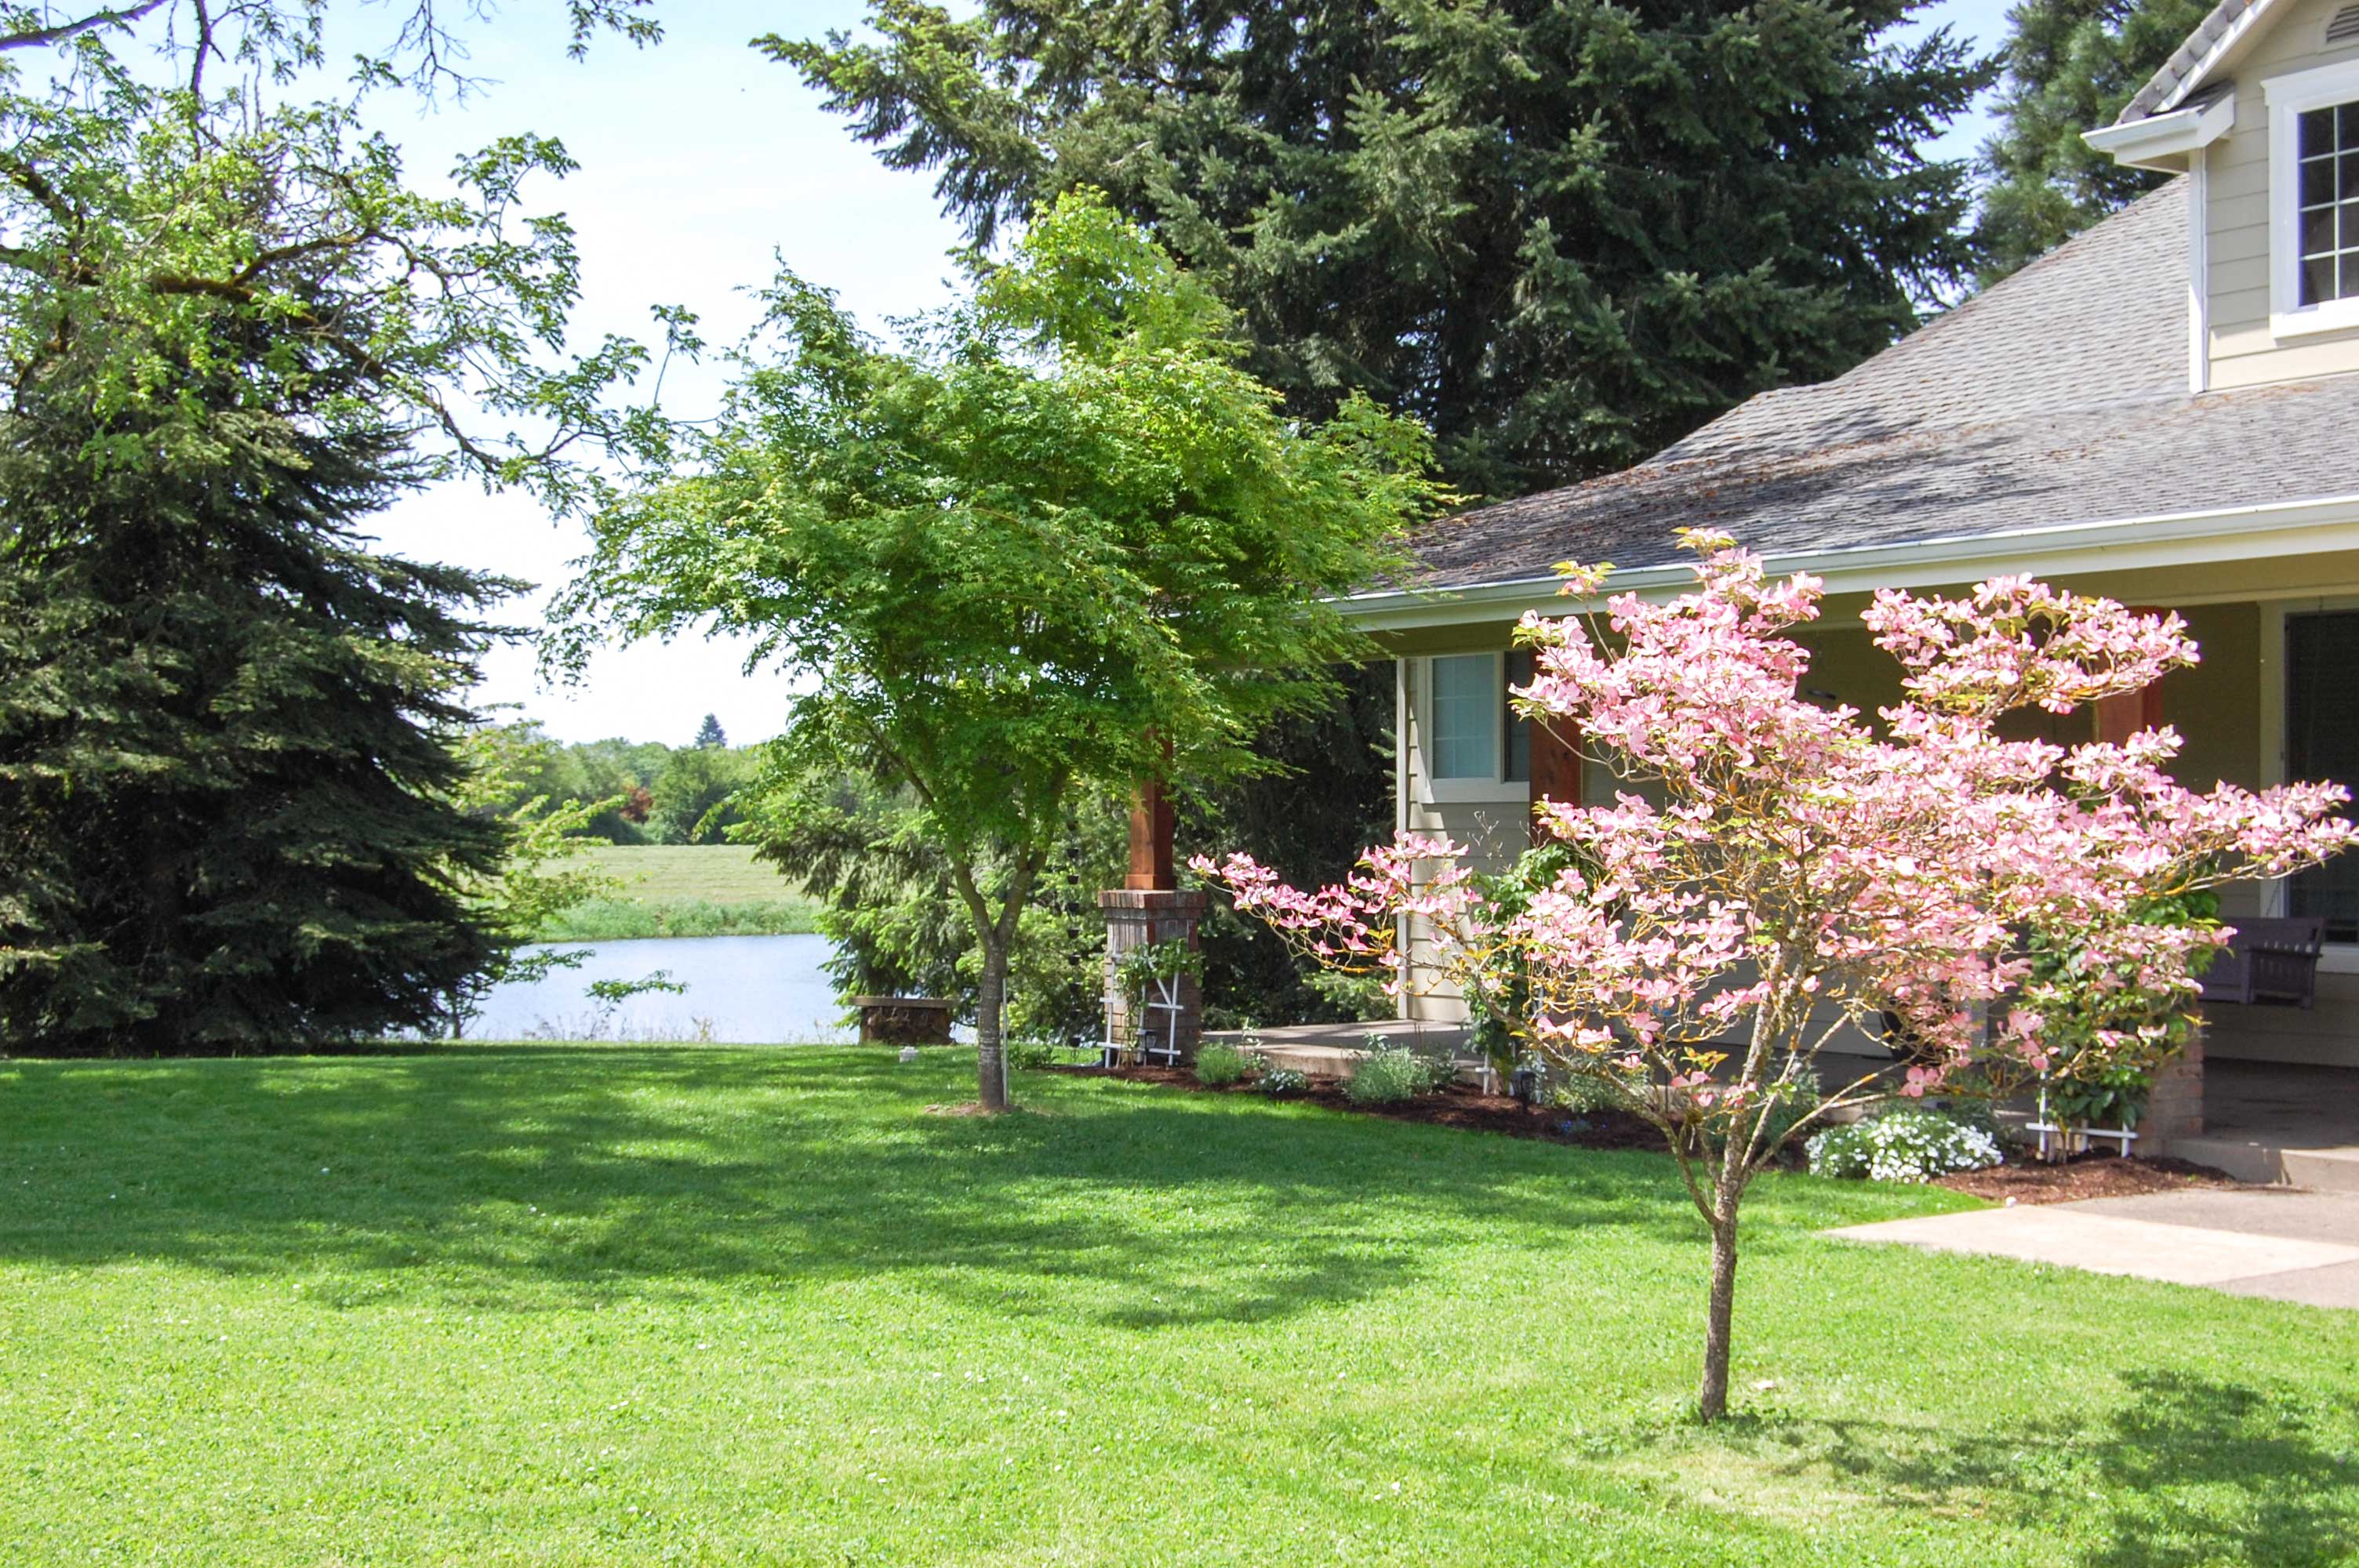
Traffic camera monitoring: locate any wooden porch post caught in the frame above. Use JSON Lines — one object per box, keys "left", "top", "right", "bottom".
{"left": 1528, "top": 716, "right": 1583, "bottom": 844}
{"left": 2092, "top": 606, "right": 2170, "bottom": 745}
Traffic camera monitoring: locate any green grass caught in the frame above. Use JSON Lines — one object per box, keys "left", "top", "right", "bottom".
{"left": 539, "top": 895, "right": 821, "bottom": 941}
{"left": 3, "top": 1045, "right": 2356, "bottom": 1566}
{"left": 549, "top": 844, "right": 820, "bottom": 939}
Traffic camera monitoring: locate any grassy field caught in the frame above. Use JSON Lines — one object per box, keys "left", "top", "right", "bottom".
{"left": 3, "top": 1045, "right": 2356, "bottom": 1565}
{"left": 547, "top": 844, "right": 821, "bottom": 939}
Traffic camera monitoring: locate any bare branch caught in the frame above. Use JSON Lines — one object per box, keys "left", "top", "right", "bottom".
{"left": 0, "top": 1, "right": 168, "bottom": 53}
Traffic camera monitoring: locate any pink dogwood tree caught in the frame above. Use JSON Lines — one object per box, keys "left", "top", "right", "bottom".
{"left": 1198, "top": 530, "right": 2354, "bottom": 1418}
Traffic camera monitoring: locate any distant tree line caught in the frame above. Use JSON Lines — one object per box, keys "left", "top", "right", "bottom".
{"left": 475, "top": 715, "right": 756, "bottom": 848}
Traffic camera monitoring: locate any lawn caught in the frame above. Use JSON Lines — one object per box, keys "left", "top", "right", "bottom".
{"left": 3, "top": 1046, "right": 2355, "bottom": 1566}
{"left": 545, "top": 844, "right": 820, "bottom": 939}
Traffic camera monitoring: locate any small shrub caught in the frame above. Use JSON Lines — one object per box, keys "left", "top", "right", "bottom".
{"left": 1194, "top": 1041, "right": 1250, "bottom": 1087}
{"left": 1006, "top": 1039, "right": 1057, "bottom": 1072}
{"left": 1259, "top": 1067, "right": 1307, "bottom": 1098}
{"left": 1347, "top": 1047, "right": 1427, "bottom": 1105}
{"left": 1550, "top": 1071, "right": 1622, "bottom": 1116}
{"left": 1807, "top": 1106, "right": 2004, "bottom": 1182}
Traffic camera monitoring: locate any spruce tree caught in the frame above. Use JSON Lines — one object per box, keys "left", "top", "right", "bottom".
{"left": 773, "top": 1, "right": 1990, "bottom": 499}
{"left": 1973, "top": 0, "right": 2211, "bottom": 285}
{"left": 0, "top": 340, "right": 514, "bottom": 1053}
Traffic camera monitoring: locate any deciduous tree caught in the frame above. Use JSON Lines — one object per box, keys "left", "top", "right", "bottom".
{"left": 1201, "top": 532, "right": 2354, "bottom": 1418}
{"left": 558, "top": 191, "right": 1442, "bottom": 1109}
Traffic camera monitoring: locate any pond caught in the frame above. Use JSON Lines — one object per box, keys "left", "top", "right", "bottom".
{"left": 467, "top": 932, "right": 849, "bottom": 1044}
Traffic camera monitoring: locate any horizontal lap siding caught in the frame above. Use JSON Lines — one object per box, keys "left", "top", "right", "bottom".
{"left": 2208, "top": 0, "right": 2359, "bottom": 384}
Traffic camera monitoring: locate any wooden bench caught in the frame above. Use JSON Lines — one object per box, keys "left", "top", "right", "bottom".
{"left": 2197, "top": 916, "right": 2327, "bottom": 1009}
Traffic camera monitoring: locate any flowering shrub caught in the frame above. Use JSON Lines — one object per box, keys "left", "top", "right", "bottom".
{"left": 1259, "top": 1067, "right": 1307, "bottom": 1097}
{"left": 1194, "top": 1041, "right": 1251, "bottom": 1087}
{"left": 1807, "top": 1109, "right": 2005, "bottom": 1182}
{"left": 1194, "top": 528, "right": 2355, "bottom": 1418}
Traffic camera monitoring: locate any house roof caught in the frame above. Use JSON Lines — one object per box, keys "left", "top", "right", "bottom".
{"left": 2117, "top": 0, "right": 2270, "bottom": 123}
{"left": 1403, "top": 179, "right": 2359, "bottom": 591}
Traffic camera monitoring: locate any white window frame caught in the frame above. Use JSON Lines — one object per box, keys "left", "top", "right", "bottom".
{"left": 2265, "top": 57, "right": 2359, "bottom": 339}
{"left": 1416, "top": 652, "right": 1525, "bottom": 804}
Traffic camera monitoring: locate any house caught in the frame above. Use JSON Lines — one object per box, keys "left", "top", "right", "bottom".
{"left": 1332, "top": 0, "right": 2359, "bottom": 1182}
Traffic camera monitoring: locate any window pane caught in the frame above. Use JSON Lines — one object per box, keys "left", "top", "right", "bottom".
{"left": 2340, "top": 151, "right": 2359, "bottom": 201}
{"left": 1430, "top": 655, "right": 1496, "bottom": 780}
{"left": 1503, "top": 650, "right": 1532, "bottom": 784}
{"left": 2340, "top": 101, "right": 2359, "bottom": 146}
{"left": 2306, "top": 154, "right": 2339, "bottom": 207}
{"left": 2288, "top": 613, "right": 2359, "bottom": 942}
{"left": 2303, "top": 107, "right": 2338, "bottom": 158}
{"left": 2305, "top": 251, "right": 2338, "bottom": 306}
{"left": 2304, "top": 204, "right": 2336, "bottom": 256}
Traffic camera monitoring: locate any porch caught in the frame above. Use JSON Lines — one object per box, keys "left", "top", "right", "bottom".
{"left": 2175, "top": 1057, "right": 2359, "bottom": 1192}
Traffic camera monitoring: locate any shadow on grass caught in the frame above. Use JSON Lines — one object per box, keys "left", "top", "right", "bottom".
{"left": 1689, "top": 1369, "right": 2359, "bottom": 1566}
{"left": 0, "top": 1046, "right": 1704, "bottom": 1326}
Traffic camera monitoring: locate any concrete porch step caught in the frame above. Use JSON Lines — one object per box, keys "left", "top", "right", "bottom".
{"left": 2168, "top": 1134, "right": 2359, "bottom": 1192}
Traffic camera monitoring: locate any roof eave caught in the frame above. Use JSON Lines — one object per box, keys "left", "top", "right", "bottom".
{"left": 1343, "top": 491, "right": 2359, "bottom": 630}
{"left": 2086, "top": 88, "right": 2238, "bottom": 170}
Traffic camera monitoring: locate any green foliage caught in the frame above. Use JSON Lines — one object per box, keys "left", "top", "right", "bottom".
{"left": 0, "top": 347, "right": 514, "bottom": 1052}
{"left": 1182, "top": 661, "right": 1400, "bottom": 1033}
{"left": 740, "top": 763, "right": 1129, "bottom": 1046}
{"left": 536, "top": 897, "right": 822, "bottom": 942}
{"left": 1347, "top": 1045, "right": 1446, "bottom": 1106}
{"left": 1259, "top": 1066, "right": 1308, "bottom": 1098}
{"left": 773, "top": 1, "right": 1991, "bottom": 497}
{"left": 693, "top": 714, "right": 728, "bottom": 750}
{"left": 1552, "top": 1072, "right": 1627, "bottom": 1117}
{"left": 2023, "top": 884, "right": 2212, "bottom": 1126}
{"left": 1463, "top": 841, "right": 1595, "bottom": 1069}
{"left": 1806, "top": 1107, "right": 2007, "bottom": 1182}
{"left": 1192, "top": 1040, "right": 1250, "bottom": 1087}
{"left": 0, "top": 4, "right": 668, "bottom": 1051}
{"left": 1115, "top": 938, "right": 1203, "bottom": 1044}
{"left": 1973, "top": 0, "right": 2211, "bottom": 283}
{"left": 562, "top": 190, "right": 1441, "bottom": 1103}
{"left": 437, "top": 720, "right": 627, "bottom": 1037}
{"left": 649, "top": 742, "right": 755, "bottom": 846}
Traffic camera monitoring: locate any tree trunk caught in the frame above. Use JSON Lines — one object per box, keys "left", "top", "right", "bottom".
{"left": 975, "top": 931, "right": 1011, "bottom": 1112}
{"left": 1697, "top": 1213, "right": 1740, "bottom": 1421}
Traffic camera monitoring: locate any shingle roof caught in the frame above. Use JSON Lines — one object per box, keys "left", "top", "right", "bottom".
{"left": 1402, "top": 180, "right": 2359, "bottom": 589}
{"left": 2118, "top": 0, "right": 2265, "bottom": 123}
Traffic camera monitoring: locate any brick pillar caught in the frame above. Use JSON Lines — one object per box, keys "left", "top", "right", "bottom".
{"left": 1099, "top": 889, "right": 1206, "bottom": 1059}
{"left": 2139, "top": 1025, "right": 2205, "bottom": 1152}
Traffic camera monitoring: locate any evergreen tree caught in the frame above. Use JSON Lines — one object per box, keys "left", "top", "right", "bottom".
{"left": 0, "top": 5, "right": 667, "bottom": 1050}
{"left": 0, "top": 347, "right": 513, "bottom": 1051}
{"left": 1973, "top": 0, "right": 2211, "bottom": 285}
{"left": 773, "top": 1, "right": 1990, "bottom": 499}
{"left": 692, "top": 713, "right": 728, "bottom": 749}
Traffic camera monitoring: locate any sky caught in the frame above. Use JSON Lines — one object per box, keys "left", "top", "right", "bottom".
{"left": 352, "top": 0, "right": 2020, "bottom": 746}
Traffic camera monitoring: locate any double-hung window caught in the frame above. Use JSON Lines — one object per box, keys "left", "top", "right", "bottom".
{"left": 1421, "top": 652, "right": 1532, "bottom": 800}
{"left": 2266, "top": 59, "right": 2359, "bottom": 335}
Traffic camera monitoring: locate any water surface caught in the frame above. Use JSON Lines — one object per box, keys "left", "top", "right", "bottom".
{"left": 468, "top": 932, "right": 845, "bottom": 1044}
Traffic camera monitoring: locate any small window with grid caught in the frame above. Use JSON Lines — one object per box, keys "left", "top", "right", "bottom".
{"left": 2297, "top": 103, "right": 2359, "bottom": 305}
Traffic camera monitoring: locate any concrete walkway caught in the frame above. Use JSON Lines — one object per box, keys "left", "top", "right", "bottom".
{"left": 1831, "top": 1189, "right": 2359, "bottom": 1308}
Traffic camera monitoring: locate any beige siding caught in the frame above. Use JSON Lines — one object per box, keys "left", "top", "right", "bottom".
{"left": 2207, "top": 0, "right": 2359, "bottom": 386}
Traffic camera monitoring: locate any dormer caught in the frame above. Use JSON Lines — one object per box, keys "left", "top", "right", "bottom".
{"left": 2088, "top": 0, "right": 2359, "bottom": 391}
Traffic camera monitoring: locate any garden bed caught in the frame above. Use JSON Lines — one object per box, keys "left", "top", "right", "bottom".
{"left": 1933, "top": 1151, "right": 2244, "bottom": 1205}
{"left": 1089, "top": 1064, "right": 2251, "bottom": 1196}
{"left": 1092, "top": 1063, "right": 1667, "bottom": 1152}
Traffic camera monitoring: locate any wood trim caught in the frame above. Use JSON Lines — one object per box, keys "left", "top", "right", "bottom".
{"left": 1527, "top": 717, "right": 1583, "bottom": 846}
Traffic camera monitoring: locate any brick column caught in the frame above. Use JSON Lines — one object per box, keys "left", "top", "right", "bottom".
{"left": 2139, "top": 1025, "right": 2205, "bottom": 1152}
{"left": 1098, "top": 889, "right": 1206, "bottom": 1059}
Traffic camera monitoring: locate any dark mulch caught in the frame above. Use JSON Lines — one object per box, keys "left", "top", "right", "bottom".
{"left": 1087, "top": 1063, "right": 1666, "bottom": 1151}
{"left": 1081, "top": 1064, "right": 2255, "bottom": 1198}
{"left": 1933, "top": 1152, "right": 2245, "bottom": 1205}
